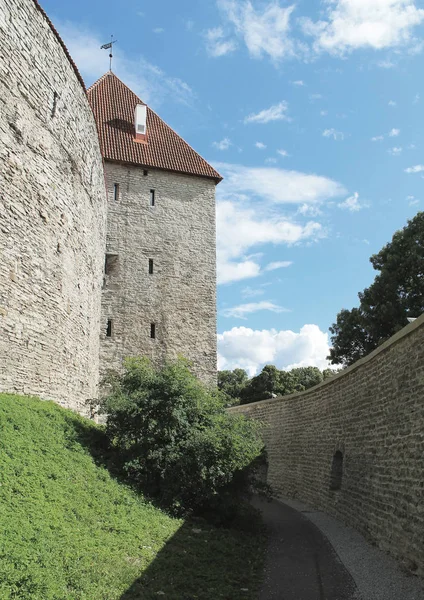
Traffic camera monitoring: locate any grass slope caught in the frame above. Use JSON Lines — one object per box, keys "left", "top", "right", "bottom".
{"left": 0, "top": 394, "right": 265, "bottom": 600}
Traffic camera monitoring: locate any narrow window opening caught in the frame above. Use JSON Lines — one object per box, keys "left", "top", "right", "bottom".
{"left": 106, "top": 319, "right": 112, "bottom": 338}
{"left": 150, "top": 323, "right": 156, "bottom": 339}
{"left": 143, "top": 170, "right": 148, "bottom": 176}
{"left": 105, "top": 254, "right": 118, "bottom": 276}
{"left": 150, "top": 189, "right": 155, "bottom": 207}
{"left": 149, "top": 259, "right": 154, "bottom": 274}
{"left": 113, "top": 183, "right": 119, "bottom": 201}
{"left": 329, "top": 451, "right": 343, "bottom": 491}
{"left": 51, "top": 91, "right": 59, "bottom": 118}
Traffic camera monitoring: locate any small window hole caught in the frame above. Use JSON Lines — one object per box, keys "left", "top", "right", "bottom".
{"left": 143, "top": 170, "right": 148, "bottom": 176}
{"left": 105, "top": 254, "right": 118, "bottom": 276}
{"left": 330, "top": 451, "right": 343, "bottom": 491}
{"left": 149, "top": 258, "right": 154, "bottom": 274}
{"left": 150, "top": 323, "right": 156, "bottom": 339}
{"left": 113, "top": 183, "right": 119, "bottom": 201}
{"left": 51, "top": 91, "right": 59, "bottom": 118}
{"left": 150, "top": 189, "right": 155, "bottom": 207}
{"left": 106, "top": 319, "right": 112, "bottom": 338}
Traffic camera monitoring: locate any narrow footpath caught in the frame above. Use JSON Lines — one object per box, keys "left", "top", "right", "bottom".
{"left": 253, "top": 497, "right": 424, "bottom": 600}
{"left": 253, "top": 497, "right": 357, "bottom": 600}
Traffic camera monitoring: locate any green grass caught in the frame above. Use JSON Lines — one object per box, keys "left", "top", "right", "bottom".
{"left": 0, "top": 394, "right": 266, "bottom": 599}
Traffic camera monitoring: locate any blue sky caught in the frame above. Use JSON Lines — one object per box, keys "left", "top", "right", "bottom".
{"left": 45, "top": 0, "right": 424, "bottom": 374}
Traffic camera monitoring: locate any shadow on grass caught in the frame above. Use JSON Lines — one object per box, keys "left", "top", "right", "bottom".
{"left": 119, "top": 519, "right": 264, "bottom": 600}
{"left": 65, "top": 415, "right": 267, "bottom": 600}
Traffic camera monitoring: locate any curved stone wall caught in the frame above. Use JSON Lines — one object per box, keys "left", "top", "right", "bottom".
{"left": 0, "top": 0, "right": 107, "bottom": 410}
{"left": 230, "top": 315, "right": 424, "bottom": 576}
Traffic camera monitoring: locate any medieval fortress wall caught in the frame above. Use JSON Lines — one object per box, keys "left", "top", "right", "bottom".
{"left": 0, "top": 0, "right": 107, "bottom": 410}
{"left": 230, "top": 315, "right": 424, "bottom": 576}
{"left": 1, "top": 0, "right": 423, "bottom": 575}
{"left": 101, "top": 163, "right": 217, "bottom": 383}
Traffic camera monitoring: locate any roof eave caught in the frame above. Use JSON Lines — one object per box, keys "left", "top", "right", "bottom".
{"left": 104, "top": 157, "right": 223, "bottom": 183}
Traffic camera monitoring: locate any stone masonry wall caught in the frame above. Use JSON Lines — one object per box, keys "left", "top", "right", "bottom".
{"left": 230, "top": 315, "right": 424, "bottom": 576}
{"left": 0, "top": 0, "right": 107, "bottom": 411}
{"left": 100, "top": 162, "right": 217, "bottom": 383}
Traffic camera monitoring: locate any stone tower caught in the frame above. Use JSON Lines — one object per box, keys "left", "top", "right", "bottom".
{"left": 87, "top": 73, "right": 221, "bottom": 384}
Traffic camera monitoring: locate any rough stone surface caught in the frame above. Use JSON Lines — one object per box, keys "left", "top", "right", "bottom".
{"left": 230, "top": 316, "right": 424, "bottom": 578}
{"left": 0, "top": 0, "right": 107, "bottom": 411}
{"left": 100, "top": 162, "right": 217, "bottom": 384}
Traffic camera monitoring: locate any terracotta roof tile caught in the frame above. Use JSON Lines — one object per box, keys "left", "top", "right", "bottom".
{"left": 87, "top": 72, "right": 222, "bottom": 182}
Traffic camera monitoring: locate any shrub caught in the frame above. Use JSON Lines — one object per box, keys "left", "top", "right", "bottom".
{"left": 100, "top": 357, "right": 265, "bottom": 519}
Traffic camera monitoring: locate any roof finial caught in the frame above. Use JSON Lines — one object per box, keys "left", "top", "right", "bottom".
{"left": 100, "top": 35, "right": 117, "bottom": 72}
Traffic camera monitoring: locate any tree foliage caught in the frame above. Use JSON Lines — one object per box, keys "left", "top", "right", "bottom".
{"left": 100, "top": 357, "right": 264, "bottom": 519}
{"left": 329, "top": 212, "right": 424, "bottom": 366}
{"left": 238, "top": 365, "right": 327, "bottom": 405}
{"left": 218, "top": 368, "right": 249, "bottom": 406}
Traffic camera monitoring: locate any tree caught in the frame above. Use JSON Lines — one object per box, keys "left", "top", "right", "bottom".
{"left": 329, "top": 212, "right": 424, "bottom": 366}
{"left": 328, "top": 308, "right": 375, "bottom": 366}
{"left": 217, "top": 368, "right": 249, "bottom": 406}
{"left": 290, "top": 367, "right": 323, "bottom": 391}
{"left": 100, "top": 357, "right": 264, "bottom": 519}
{"left": 322, "top": 368, "right": 337, "bottom": 380}
{"left": 240, "top": 365, "right": 283, "bottom": 404}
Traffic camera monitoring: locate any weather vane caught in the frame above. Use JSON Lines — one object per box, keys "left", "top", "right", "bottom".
{"left": 100, "top": 35, "right": 117, "bottom": 72}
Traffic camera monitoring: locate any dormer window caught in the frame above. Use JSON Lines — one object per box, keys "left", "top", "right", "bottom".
{"left": 135, "top": 104, "right": 147, "bottom": 141}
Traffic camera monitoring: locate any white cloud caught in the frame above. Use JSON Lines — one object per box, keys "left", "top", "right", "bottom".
{"left": 265, "top": 157, "right": 278, "bottom": 164}
{"left": 218, "top": 259, "right": 261, "bottom": 284}
{"left": 215, "top": 163, "right": 346, "bottom": 205}
{"left": 377, "top": 59, "right": 396, "bottom": 68}
{"left": 215, "top": 163, "right": 346, "bottom": 283}
{"left": 57, "top": 21, "right": 194, "bottom": 107}
{"left": 244, "top": 101, "right": 290, "bottom": 124}
{"left": 241, "top": 286, "right": 265, "bottom": 298}
{"left": 338, "top": 191, "right": 365, "bottom": 211}
{"left": 301, "top": 0, "right": 424, "bottom": 56}
{"left": 323, "top": 128, "right": 345, "bottom": 141}
{"left": 310, "top": 93, "right": 323, "bottom": 101}
{"left": 292, "top": 80, "right": 305, "bottom": 86}
{"left": 213, "top": 137, "right": 232, "bottom": 150}
{"left": 255, "top": 142, "right": 267, "bottom": 149}
{"left": 217, "top": 0, "right": 302, "bottom": 61}
{"left": 388, "top": 100, "right": 397, "bottom": 106}
{"left": 371, "top": 135, "right": 384, "bottom": 141}
{"left": 388, "top": 146, "right": 402, "bottom": 155}
{"left": 389, "top": 128, "right": 400, "bottom": 136}
{"left": 297, "top": 203, "right": 323, "bottom": 217}
{"left": 265, "top": 261, "right": 293, "bottom": 271}
{"left": 277, "top": 149, "right": 289, "bottom": 157}
{"left": 205, "top": 27, "right": 238, "bottom": 57}
{"left": 221, "top": 301, "right": 289, "bottom": 319}
{"left": 405, "top": 164, "right": 424, "bottom": 173}
{"left": 153, "top": 27, "right": 165, "bottom": 33}
{"left": 217, "top": 324, "right": 330, "bottom": 376}
{"left": 413, "top": 93, "right": 420, "bottom": 103}
{"left": 407, "top": 195, "right": 420, "bottom": 205}
{"left": 217, "top": 199, "right": 324, "bottom": 284}
{"left": 320, "top": 110, "right": 328, "bottom": 116}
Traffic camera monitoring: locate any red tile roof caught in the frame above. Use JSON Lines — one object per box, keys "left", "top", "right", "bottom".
{"left": 87, "top": 72, "right": 222, "bottom": 182}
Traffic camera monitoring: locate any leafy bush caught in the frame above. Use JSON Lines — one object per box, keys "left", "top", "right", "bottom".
{"left": 100, "top": 357, "right": 265, "bottom": 520}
